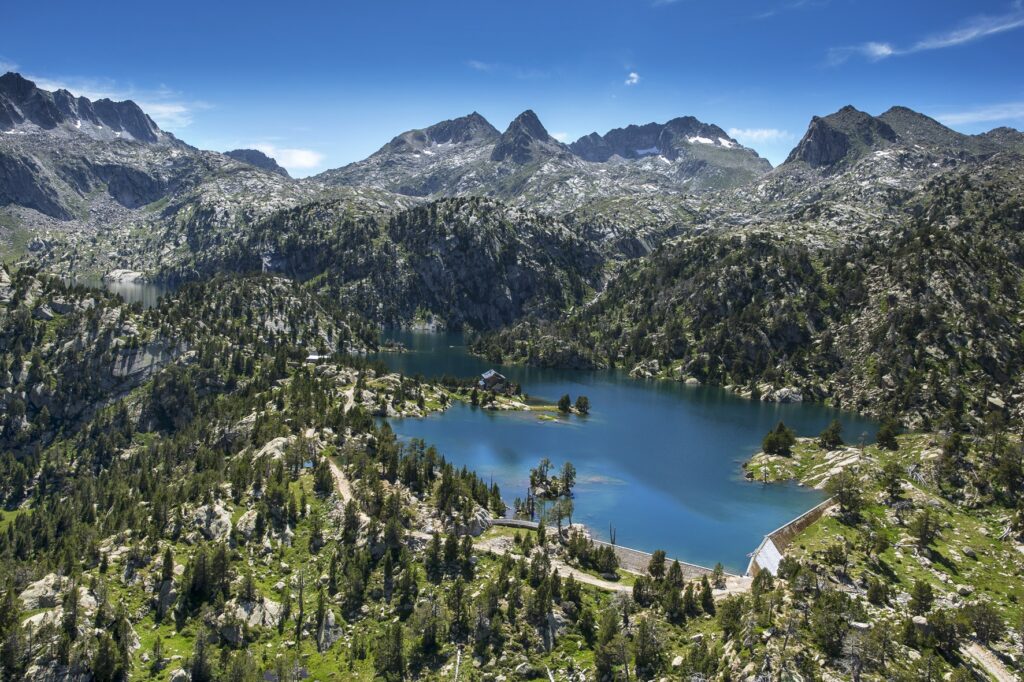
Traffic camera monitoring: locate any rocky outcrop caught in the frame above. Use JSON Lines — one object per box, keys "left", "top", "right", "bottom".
{"left": 217, "top": 597, "right": 283, "bottom": 645}
{"left": 189, "top": 502, "right": 232, "bottom": 541}
{"left": 255, "top": 435, "right": 294, "bottom": 460}
{"left": 235, "top": 509, "right": 259, "bottom": 541}
{"left": 224, "top": 149, "right": 291, "bottom": 178}
{"left": 19, "top": 573, "right": 69, "bottom": 609}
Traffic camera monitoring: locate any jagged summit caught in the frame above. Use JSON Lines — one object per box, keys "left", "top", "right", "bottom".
{"left": 224, "top": 149, "right": 291, "bottom": 178}
{"left": 490, "top": 109, "right": 567, "bottom": 163}
{"left": 784, "top": 104, "right": 1014, "bottom": 169}
{"left": 0, "top": 71, "right": 164, "bottom": 143}
{"left": 785, "top": 105, "right": 897, "bottom": 168}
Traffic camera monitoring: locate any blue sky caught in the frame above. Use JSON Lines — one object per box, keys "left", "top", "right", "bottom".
{"left": 4, "top": 0, "right": 1023, "bottom": 176}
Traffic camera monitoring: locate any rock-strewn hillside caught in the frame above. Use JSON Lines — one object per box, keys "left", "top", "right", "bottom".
{"left": 163, "top": 196, "right": 605, "bottom": 330}
{"left": 0, "top": 266, "right": 378, "bottom": 454}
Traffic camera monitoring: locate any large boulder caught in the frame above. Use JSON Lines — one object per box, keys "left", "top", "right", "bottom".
{"left": 235, "top": 509, "right": 259, "bottom": 541}
{"left": 255, "top": 436, "right": 294, "bottom": 460}
{"left": 168, "top": 669, "right": 190, "bottom": 682}
{"left": 19, "top": 573, "right": 68, "bottom": 609}
{"left": 218, "top": 598, "right": 282, "bottom": 646}
{"left": 231, "top": 597, "right": 282, "bottom": 628}
{"left": 190, "top": 502, "right": 232, "bottom": 541}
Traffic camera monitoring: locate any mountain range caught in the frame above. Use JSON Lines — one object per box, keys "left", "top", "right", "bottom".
{"left": 3, "top": 69, "right": 1024, "bottom": 429}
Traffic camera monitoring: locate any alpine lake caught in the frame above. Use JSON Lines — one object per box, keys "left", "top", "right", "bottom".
{"left": 372, "top": 330, "right": 876, "bottom": 574}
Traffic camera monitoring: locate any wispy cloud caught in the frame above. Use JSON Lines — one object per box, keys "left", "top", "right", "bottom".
{"left": 624, "top": 71, "right": 640, "bottom": 86}
{"left": 253, "top": 144, "right": 325, "bottom": 171}
{"left": 550, "top": 131, "right": 570, "bottom": 142}
{"left": 11, "top": 68, "right": 207, "bottom": 130}
{"left": 652, "top": 0, "right": 684, "bottom": 5}
{"left": 936, "top": 102, "right": 1024, "bottom": 126}
{"left": 0, "top": 57, "right": 18, "bottom": 74}
{"left": 829, "top": 2, "right": 1024, "bottom": 65}
{"left": 465, "top": 59, "right": 549, "bottom": 80}
{"left": 727, "top": 127, "right": 794, "bottom": 143}
{"left": 755, "top": 0, "right": 828, "bottom": 20}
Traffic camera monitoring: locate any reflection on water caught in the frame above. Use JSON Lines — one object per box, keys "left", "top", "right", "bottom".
{"left": 375, "top": 330, "right": 877, "bottom": 572}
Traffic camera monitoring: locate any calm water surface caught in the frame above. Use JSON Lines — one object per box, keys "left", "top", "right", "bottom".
{"left": 376, "top": 330, "right": 876, "bottom": 573}
{"left": 72, "top": 278, "right": 170, "bottom": 308}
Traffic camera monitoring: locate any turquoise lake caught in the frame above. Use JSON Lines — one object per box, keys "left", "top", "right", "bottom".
{"left": 375, "top": 330, "right": 876, "bottom": 574}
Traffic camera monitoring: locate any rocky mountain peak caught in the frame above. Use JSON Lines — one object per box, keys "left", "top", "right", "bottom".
{"left": 224, "top": 149, "right": 291, "bottom": 178}
{"left": 877, "top": 105, "right": 997, "bottom": 156}
{"left": 0, "top": 71, "right": 163, "bottom": 143}
{"left": 505, "top": 110, "right": 549, "bottom": 140}
{"left": 382, "top": 112, "right": 499, "bottom": 155}
{"left": 785, "top": 105, "right": 897, "bottom": 168}
{"left": 570, "top": 115, "right": 747, "bottom": 163}
{"left": 490, "top": 110, "right": 567, "bottom": 163}
{"left": 423, "top": 111, "right": 499, "bottom": 144}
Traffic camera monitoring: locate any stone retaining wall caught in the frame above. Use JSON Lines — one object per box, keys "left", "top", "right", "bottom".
{"left": 746, "top": 497, "right": 836, "bottom": 576}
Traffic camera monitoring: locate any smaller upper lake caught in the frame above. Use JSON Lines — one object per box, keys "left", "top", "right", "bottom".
{"left": 70, "top": 278, "right": 170, "bottom": 309}
{"left": 376, "top": 331, "right": 877, "bottom": 573}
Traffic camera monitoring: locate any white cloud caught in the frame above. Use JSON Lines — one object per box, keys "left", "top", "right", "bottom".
{"left": 0, "top": 58, "right": 18, "bottom": 73}
{"left": 135, "top": 101, "right": 195, "bottom": 129}
{"left": 624, "top": 71, "right": 640, "bottom": 86}
{"left": 253, "top": 144, "right": 325, "bottom": 171}
{"left": 829, "top": 2, "right": 1024, "bottom": 64}
{"left": 550, "top": 131, "right": 570, "bottom": 142}
{"left": 755, "top": 0, "right": 828, "bottom": 20}
{"left": 727, "top": 127, "right": 794, "bottom": 143}
{"left": 936, "top": 102, "right": 1024, "bottom": 126}
{"left": 465, "top": 60, "right": 549, "bottom": 80}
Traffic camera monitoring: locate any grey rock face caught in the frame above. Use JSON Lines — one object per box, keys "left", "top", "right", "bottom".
{"left": 785, "top": 105, "right": 897, "bottom": 167}
{"left": 0, "top": 72, "right": 161, "bottom": 142}
{"left": 490, "top": 109, "right": 567, "bottom": 163}
{"left": 0, "top": 150, "right": 70, "bottom": 218}
{"left": 387, "top": 111, "right": 499, "bottom": 152}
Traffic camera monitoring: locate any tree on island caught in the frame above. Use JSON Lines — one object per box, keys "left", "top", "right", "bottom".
{"left": 558, "top": 394, "right": 572, "bottom": 413}
{"left": 575, "top": 395, "right": 590, "bottom": 415}
{"left": 762, "top": 421, "right": 797, "bottom": 456}
{"left": 529, "top": 458, "right": 576, "bottom": 499}
{"left": 560, "top": 461, "right": 576, "bottom": 496}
